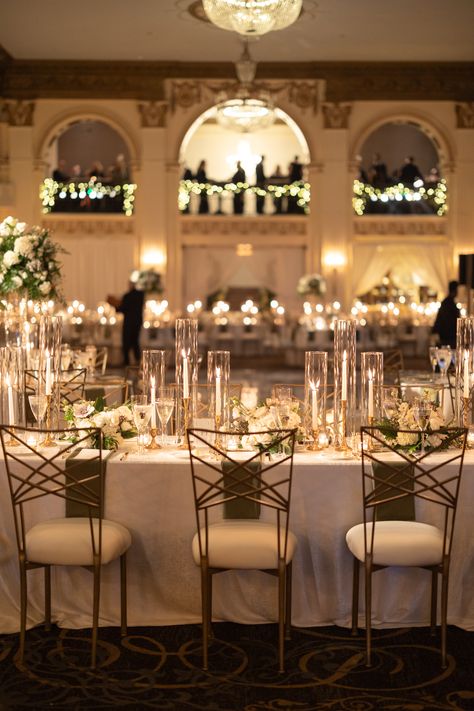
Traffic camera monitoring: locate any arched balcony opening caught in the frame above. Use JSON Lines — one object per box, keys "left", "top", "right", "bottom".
{"left": 40, "top": 119, "right": 136, "bottom": 216}
{"left": 178, "top": 106, "right": 310, "bottom": 216}
{"left": 353, "top": 121, "right": 446, "bottom": 217}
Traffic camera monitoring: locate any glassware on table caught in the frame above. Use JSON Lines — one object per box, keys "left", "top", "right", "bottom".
{"left": 28, "top": 394, "right": 48, "bottom": 447}
{"left": 60, "top": 344, "right": 72, "bottom": 371}
{"left": 436, "top": 345, "right": 452, "bottom": 378}
{"left": 412, "top": 401, "right": 431, "bottom": 456}
{"left": 156, "top": 386, "right": 175, "bottom": 446}
{"left": 274, "top": 385, "right": 293, "bottom": 404}
{"left": 85, "top": 345, "right": 97, "bottom": 378}
{"left": 382, "top": 388, "right": 399, "bottom": 420}
{"left": 131, "top": 396, "right": 153, "bottom": 454}
{"left": 429, "top": 346, "right": 438, "bottom": 377}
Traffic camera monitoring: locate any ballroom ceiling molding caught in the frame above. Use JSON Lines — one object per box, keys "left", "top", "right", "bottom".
{"left": 180, "top": 217, "right": 308, "bottom": 238}
{"left": 138, "top": 101, "right": 169, "bottom": 128}
{"left": 0, "top": 49, "right": 473, "bottom": 102}
{"left": 322, "top": 102, "right": 352, "bottom": 129}
{"left": 41, "top": 217, "right": 135, "bottom": 235}
{"left": 0, "top": 98, "right": 35, "bottom": 126}
{"left": 353, "top": 218, "right": 447, "bottom": 237}
{"left": 455, "top": 102, "right": 474, "bottom": 128}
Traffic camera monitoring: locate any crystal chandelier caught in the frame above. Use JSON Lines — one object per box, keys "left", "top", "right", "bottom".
{"left": 215, "top": 43, "right": 275, "bottom": 132}
{"left": 202, "top": 0, "right": 303, "bottom": 37}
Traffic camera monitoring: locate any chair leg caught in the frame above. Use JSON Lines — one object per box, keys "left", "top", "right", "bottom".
{"left": 201, "top": 564, "right": 209, "bottom": 671}
{"left": 44, "top": 565, "right": 51, "bottom": 631}
{"left": 365, "top": 561, "right": 372, "bottom": 667}
{"left": 91, "top": 561, "right": 101, "bottom": 669}
{"left": 120, "top": 554, "right": 127, "bottom": 637}
{"left": 351, "top": 557, "right": 359, "bottom": 636}
{"left": 440, "top": 566, "right": 449, "bottom": 669}
{"left": 285, "top": 562, "right": 292, "bottom": 641}
{"left": 19, "top": 561, "right": 27, "bottom": 664}
{"left": 430, "top": 569, "right": 438, "bottom": 636}
{"left": 207, "top": 570, "right": 213, "bottom": 639}
{"left": 278, "top": 561, "right": 285, "bottom": 673}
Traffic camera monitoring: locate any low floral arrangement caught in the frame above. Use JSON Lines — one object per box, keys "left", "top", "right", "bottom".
{"left": 297, "top": 273, "right": 326, "bottom": 298}
{"left": 64, "top": 397, "right": 136, "bottom": 450}
{"left": 0, "top": 216, "right": 63, "bottom": 301}
{"left": 377, "top": 396, "right": 453, "bottom": 454}
{"left": 130, "top": 269, "right": 163, "bottom": 294}
{"left": 230, "top": 398, "right": 302, "bottom": 453}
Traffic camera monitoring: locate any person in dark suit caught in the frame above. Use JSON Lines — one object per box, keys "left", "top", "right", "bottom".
{"left": 399, "top": 156, "right": 423, "bottom": 186}
{"left": 255, "top": 156, "right": 266, "bottom": 214}
{"left": 369, "top": 153, "right": 389, "bottom": 188}
{"left": 232, "top": 161, "right": 246, "bottom": 214}
{"left": 108, "top": 282, "right": 145, "bottom": 366}
{"left": 52, "top": 160, "right": 69, "bottom": 182}
{"left": 432, "top": 280, "right": 460, "bottom": 349}
{"left": 288, "top": 155, "right": 304, "bottom": 213}
{"left": 196, "top": 160, "right": 209, "bottom": 214}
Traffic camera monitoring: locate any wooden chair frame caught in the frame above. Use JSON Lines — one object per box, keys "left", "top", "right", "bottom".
{"left": 352, "top": 425, "right": 468, "bottom": 668}
{"left": 0, "top": 425, "right": 128, "bottom": 667}
{"left": 187, "top": 427, "right": 297, "bottom": 673}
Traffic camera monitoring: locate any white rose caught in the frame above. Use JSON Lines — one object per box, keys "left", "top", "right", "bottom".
{"left": 116, "top": 405, "right": 132, "bottom": 419}
{"left": 39, "top": 281, "right": 51, "bottom": 295}
{"left": 12, "top": 275, "right": 23, "bottom": 288}
{"left": 3, "top": 250, "right": 19, "bottom": 268}
{"left": 121, "top": 421, "right": 132, "bottom": 432}
{"left": 13, "top": 222, "right": 26, "bottom": 236}
{"left": 73, "top": 402, "right": 95, "bottom": 419}
{"left": 396, "top": 431, "right": 418, "bottom": 447}
{"left": 14, "top": 235, "right": 33, "bottom": 257}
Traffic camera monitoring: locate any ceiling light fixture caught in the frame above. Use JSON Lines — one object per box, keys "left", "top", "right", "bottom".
{"left": 215, "top": 43, "right": 275, "bottom": 132}
{"left": 202, "top": 0, "right": 302, "bottom": 37}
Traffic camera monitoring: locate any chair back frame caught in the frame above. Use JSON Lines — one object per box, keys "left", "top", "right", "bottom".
{"left": 360, "top": 425, "right": 468, "bottom": 563}
{"left": 187, "top": 427, "right": 296, "bottom": 570}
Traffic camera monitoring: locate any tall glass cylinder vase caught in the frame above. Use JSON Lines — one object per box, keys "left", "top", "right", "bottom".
{"left": 333, "top": 319, "right": 357, "bottom": 451}
{"left": 207, "top": 350, "right": 230, "bottom": 430}
{"left": 456, "top": 317, "right": 474, "bottom": 439}
{"left": 38, "top": 315, "right": 63, "bottom": 433}
{"left": 304, "top": 351, "right": 328, "bottom": 450}
{"left": 175, "top": 318, "right": 198, "bottom": 442}
{"left": 142, "top": 349, "right": 167, "bottom": 440}
{"left": 0, "top": 346, "right": 26, "bottom": 438}
{"left": 360, "top": 352, "right": 384, "bottom": 425}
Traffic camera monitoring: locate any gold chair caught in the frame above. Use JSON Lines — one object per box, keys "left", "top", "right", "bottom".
{"left": 58, "top": 368, "right": 88, "bottom": 405}
{"left": 347, "top": 425, "right": 468, "bottom": 668}
{"left": 187, "top": 427, "right": 297, "bottom": 673}
{"left": 95, "top": 347, "right": 108, "bottom": 376}
{"left": 383, "top": 348, "right": 404, "bottom": 384}
{"left": 0, "top": 425, "right": 131, "bottom": 667}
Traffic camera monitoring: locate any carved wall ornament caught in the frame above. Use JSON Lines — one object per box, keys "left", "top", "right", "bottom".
{"left": 180, "top": 218, "right": 308, "bottom": 237}
{"left": 170, "top": 81, "right": 203, "bottom": 113}
{"left": 322, "top": 102, "right": 352, "bottom": 129}
{"left": 138, "top": 101, "right": 168, "bottom": 128}
{"left": 3, "top": 100, "right": 35, "bottom": 126}
{"left": 287, "top": 81, "right": 319, "bottom": 114}
{"left": 455, "top": 102, "right": 474, "bottom": 128}
{"left": 353, "top": 218, "right": 447, "bottom": 236}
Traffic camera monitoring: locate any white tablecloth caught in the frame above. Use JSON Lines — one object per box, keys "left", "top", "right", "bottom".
{"left": 0, "top": 449, "right": 473, "bottom": 633}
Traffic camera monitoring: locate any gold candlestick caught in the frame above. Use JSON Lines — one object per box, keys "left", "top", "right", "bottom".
{"left": 6, "top": 427, "right": 20, "bottom": 447}
{"left": 41, "top": 394, "right": 56, "bottom": 447}
{"left": 335, "top": 400, "right": 350, "bottom": 452}
{"left": 178, "top": 397, "right": 191, "bottom": 450}
{"left": 146, "top": 426, "right": 161, "bottom": 449}
{"left": 307, "top": 427, "right": 321, "bottom": 451}
{"left": 463, "top": 397, "right": 470, "bottom": 428}
{"left": 367, "top": 415, "right": 375, "bottom": 451}
{"left": 214, "top": 413, "right": 223, "bottom": 451}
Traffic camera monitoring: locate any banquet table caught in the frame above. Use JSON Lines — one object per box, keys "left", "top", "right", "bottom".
{"left": 0, "top": 447, "right": 473, "bottom": 634}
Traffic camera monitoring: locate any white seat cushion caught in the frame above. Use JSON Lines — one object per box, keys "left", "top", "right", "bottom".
{"left": 346, "top": 521, "right": 444, "bottom": 567}
{"left": 192, "top": 520, "right": 297, "bottom": 569}
{"left": 25, "top": 518, "right": 131, "bottom": 566}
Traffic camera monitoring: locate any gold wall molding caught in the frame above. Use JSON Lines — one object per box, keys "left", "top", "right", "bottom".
{"left": 41, "top": 217, "right": 135, "bottom": 235}
{"left": 138, "top": 101, "right": 168, "bottom": 128}
{"left": 322, "top": 102, "right": 352, "bottom": 129}
{"left": 180, "top": 217, "right": 308, "bottom": 237}
{"left": 1, "top": 52, "right": 472, "bottom": 102}
{"left": 353, "top": 217, "right": 447, "bottom": 236}
{"left": 455, "top": 102, "right": 474, "bottom": 128}
{"left": 0, "top": 99, "right": 35, "bottom": 126}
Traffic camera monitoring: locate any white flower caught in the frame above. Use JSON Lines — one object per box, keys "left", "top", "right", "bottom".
{"left": 13, "top": 222, "right": 26, "bottom": 236}
{"left": 39, "top": 281, "right": 51, "bottom": 295}
{"left": 396, "top": 431, "right": 418, "bottom": 447}
{"left": 73, "top": 402, "right": 95, "bottom": 419}
{"left": 12, "top": 275, "right": 23, "bottom": 288}
{"left": 121, "top": 421, "right": 132, "bottom": 432}
{"left": 3, "top": 250, "right": 19, "bottom": 267}
{"left": 429, "top": 409, "right": 445, "bottom": 430}
{"left": 14, "top": 235, "right": 33, "bottom": 257}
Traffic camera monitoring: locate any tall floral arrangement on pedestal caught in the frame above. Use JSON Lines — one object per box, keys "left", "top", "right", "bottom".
{"left": 0, "top": 216, "right": 63, "bottom": 301}
{"left": 296, "top": 273, "right": 326, "bottom": 298}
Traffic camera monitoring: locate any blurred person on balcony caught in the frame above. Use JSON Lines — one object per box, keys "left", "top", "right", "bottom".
{"left": 399, "top": 156, "right": 423, "bottom": 187}
{"left": 255, "top": 155, "right": 266, "bottom": 214}
{"left": 110, "top": 153, "right": 130, "bottom": 184}
{"left": 369, "top": 152, "right": 389, "bottom": 188}
{"left": 52, "top": 159, "right": 69, "bottom": 182}
{"left": 432, "top": 280, "right": 460, "bottom": 349}
{"left": 269, "top": 164, "right": 286, "bottom": 214}
{"left": 87, "top": 161, "right": 105, "bottom": 180}
{"left": 232, "top": 161, "right": 246, "bottom": 215}
{"left": 108, "top": 280, "right": 145, "bottom": 366}
{"left": 196, "top": 160, "right": 209, "bottom": 214}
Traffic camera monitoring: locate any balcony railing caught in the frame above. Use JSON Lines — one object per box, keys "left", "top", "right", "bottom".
{"left": 353, "top": 179, "right": 447, "bottom": 216}
{"left": 178, "top": 179, "right": 310, "bottom": 216}
{"left": 40, "top": 178, "right": 137, "bottom": 216}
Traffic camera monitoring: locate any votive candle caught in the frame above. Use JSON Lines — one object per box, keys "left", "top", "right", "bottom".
{"left": 341, "top": 351, "right": 348, "bottom": 402}
{"left": 150, "top": 375, "right": 156, "bottom": 427}
{"left": 182, "top": 350, "right": 189, "bottom": 398}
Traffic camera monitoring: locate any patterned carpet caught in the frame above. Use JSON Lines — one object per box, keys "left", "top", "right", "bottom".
{"left": 0, "top": 623, "right": 473, "bottom": 710}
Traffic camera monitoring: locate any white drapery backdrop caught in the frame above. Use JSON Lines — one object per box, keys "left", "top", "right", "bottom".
{"left": 183, "top": 246, "right": 305, "bottom": 310}
{"left": 352, "top": 242, "right": 452, "bottom": 298}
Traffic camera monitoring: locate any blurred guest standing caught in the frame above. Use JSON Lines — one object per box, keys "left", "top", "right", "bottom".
{"left": 399, "top": 156, "right": 423, "bottom": 186}
{"left": 255, "top": 156, "right": 266, "bottom": 214}
{"left": 108, "top": 281, "right": 145, "bottom": 366}
{"left": 432, "top": 280, "right": 460, "bottom": 349}
{"left": 196, "top": 160, "right": 209, "bottom": 214}
{"left": 232, "top": 161, "right": 246, "bottom": 215}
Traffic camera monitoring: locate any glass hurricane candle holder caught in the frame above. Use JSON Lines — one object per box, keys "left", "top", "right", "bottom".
{"left": 333, "top": 319, "right": 357, "bottom": 451}
{"left": 0, "top": 346, "right": 26, "bottom": 442}
{"left": 207, "top": 351, "right": 230, "bottom": 431}
{"left": 456, "top": 317, "right": 474, "bottom": 439}
{"left": 304, "top": 351, "right": 328, "bottom": 450}
{"left": 142, "top": 349, "right": 167, "bottom": 442}
{"left": 360, "top": 352, "right": 384, "bottom": 425}
{"left": 175, "top": 318, "right": 198, "bottom": 446}
{"left": 38, "top": 315, "right": 62, "bottom": 433}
